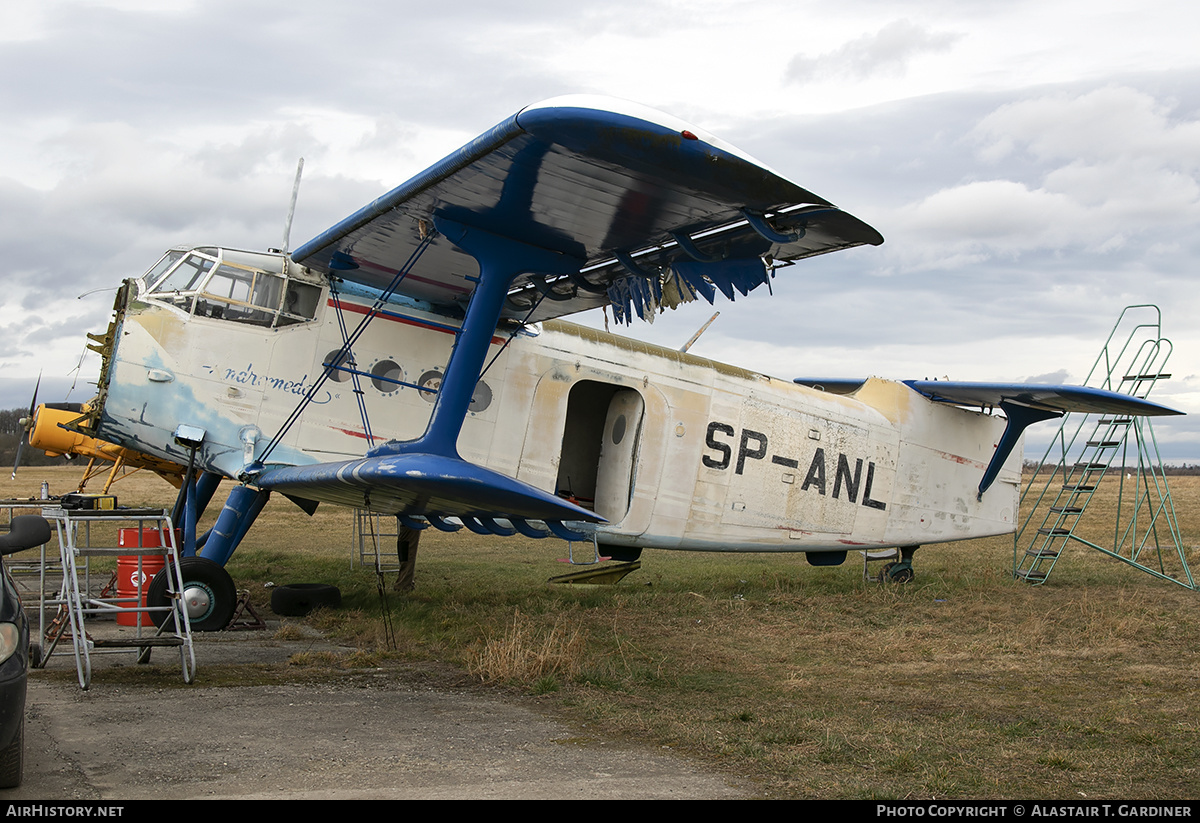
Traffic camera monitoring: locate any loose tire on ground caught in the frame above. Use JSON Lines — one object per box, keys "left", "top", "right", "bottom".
{"left": 147, "top": 557, "right": 238, "bottom": 632}
{"left": 270, "top": 583, "right": 342, "bottom": 617}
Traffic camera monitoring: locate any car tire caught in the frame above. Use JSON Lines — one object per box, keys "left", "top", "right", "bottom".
{"left": 0, "top": 718, "right": 23, "bottom": 789}
{"left": 270, "top": 583, "right": 341, "bottom": 617}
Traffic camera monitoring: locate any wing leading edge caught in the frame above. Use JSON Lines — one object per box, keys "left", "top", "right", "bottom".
{"left": 293, "top": 95, "right": 883, "bottom": 325}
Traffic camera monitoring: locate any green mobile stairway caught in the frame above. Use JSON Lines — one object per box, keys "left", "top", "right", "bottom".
{"left": 1014, "top": 305, "right": 1195, "bottom": 589}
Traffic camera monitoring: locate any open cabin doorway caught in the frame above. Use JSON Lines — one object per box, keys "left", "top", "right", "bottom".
{"left": 555, "top": 381, "right": 645, "bottom": 524}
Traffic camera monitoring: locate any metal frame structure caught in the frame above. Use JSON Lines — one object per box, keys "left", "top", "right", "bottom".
{"left": 1015, "top": 305, "right": 1194, "bottom": 589}
{"left": 40, "top": 507, "right": 195, "bottom": 689}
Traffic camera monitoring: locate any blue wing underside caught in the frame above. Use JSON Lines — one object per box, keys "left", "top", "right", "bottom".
{"left": 256, "top": 454, "right": 599, "bottom": 534}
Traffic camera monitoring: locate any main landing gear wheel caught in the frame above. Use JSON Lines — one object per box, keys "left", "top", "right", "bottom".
{"left": 147, "top": 557, "right": 238, "bottom": 632}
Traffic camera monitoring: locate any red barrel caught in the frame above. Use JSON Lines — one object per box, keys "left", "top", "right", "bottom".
{"left": 116, "top": 528, "right": 168, "bottom": 627}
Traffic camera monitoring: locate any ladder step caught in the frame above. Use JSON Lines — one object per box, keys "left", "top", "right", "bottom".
{"left": 1025, "top": 549, "right": 1060, "bottom": 559}
{"left": 1049, "top": 507, "right": 1083, "bottom": 514}
{"left": 1121, "top": 373, "right": 1170, "bottom": 381}
{"left": 1072, "top": 463, "right": 1107, "bottom": 471}
{"left": 1086, "top": 441, "right": 1121, "bottom": 447}
{"left": 91, "top": 637, "right": 185, "bottom": 648}
{"left": 1062, "top": 485, "right": 1096, "bottom": 492}
{"left": 1098, "top": 419, "right": 1132, "bottom": 425}
{"left": 1016, "top": 569, "right": 1048, "bottom": 581}
{"left": 1038, "top": 528, "right": 1072, "bottom": 536}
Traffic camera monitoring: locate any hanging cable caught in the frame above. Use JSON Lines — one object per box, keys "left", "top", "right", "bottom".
{"left": 257, "top": 232, "right": 437, "bottom": 466}
{"left": 478, "top": 290, "right": 547, "bottom": 381}
{"left": 330, "top": 282, "right": 374, "bottom": 447}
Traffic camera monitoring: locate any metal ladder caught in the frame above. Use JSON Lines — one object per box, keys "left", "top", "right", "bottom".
{"left": 353, "top": 509, "right": 399, "bottom": 573}
{"left": 1014, "top": 305, "right": 1193, "bottom": 588}
{"left": 43, "top": 507, "right": 196, "bottom": 689}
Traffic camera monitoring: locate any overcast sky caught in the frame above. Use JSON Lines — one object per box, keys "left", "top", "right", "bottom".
{"left": 3, "top": 0, "right": 1199, "bottom": 461}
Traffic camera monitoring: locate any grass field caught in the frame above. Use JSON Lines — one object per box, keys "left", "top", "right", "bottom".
{"left": 8, "top": 466, "right": 1200, "bottom": 799}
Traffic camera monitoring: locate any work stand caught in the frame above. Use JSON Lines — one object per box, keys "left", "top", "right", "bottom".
{"left": 38, "top": 507, "right": 196, "bottom": 689}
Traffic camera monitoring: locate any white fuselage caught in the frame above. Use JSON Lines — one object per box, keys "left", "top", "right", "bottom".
{"left": 97, "top": 274, "right": 1020, "bottom": 554}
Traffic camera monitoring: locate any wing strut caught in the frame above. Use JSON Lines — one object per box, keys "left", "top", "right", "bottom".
{"left": 254, "top": 215, "right": 601, "bottom": 534}
{"left": 368, "top": 215, "right": 585, "bottom": 459}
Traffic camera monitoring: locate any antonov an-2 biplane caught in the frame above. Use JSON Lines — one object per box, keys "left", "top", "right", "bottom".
{"left": 48, "top": 96, "right": 1179, "bottom": 628}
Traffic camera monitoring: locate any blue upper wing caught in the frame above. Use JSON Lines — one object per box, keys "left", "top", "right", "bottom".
{"left": 292, "top": 95, "right": 883, "bottom": 325}
{"left": 258, "top": 98, "right": 884, "bottom": 527}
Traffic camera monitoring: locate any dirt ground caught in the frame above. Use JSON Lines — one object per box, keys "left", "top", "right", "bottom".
{"left": 7, "top": 621, "right": 754, "bottom": 800}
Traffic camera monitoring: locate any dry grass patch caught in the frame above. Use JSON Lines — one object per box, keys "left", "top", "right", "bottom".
{"left": 288, "top": 649, "right": 384, "bottom": 669}
{"left": 465, "top": 608, "right": 587, "bottom": 688}
{"left": 273, "top": 622, "right": 307, "bottom": 641}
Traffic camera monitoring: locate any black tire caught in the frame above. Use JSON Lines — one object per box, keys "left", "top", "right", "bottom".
{"left": 271, "top": 583, "right": 341, "bottom": 617}
{"left": 0, "top": 719, "right": 22, "bottom": 789}
{"left": 147, "top": 557, "right": 237, "bottom": 632}
{"left": 882, "top": 563, "right": 914, "bottom": 583}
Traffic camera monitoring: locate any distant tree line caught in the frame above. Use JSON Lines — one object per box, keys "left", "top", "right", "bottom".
{"left": 1022, "top": 460, "right": 1200, "bottom": 476}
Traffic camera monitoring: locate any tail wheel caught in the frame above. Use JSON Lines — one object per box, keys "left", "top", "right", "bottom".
{"left": 881, "top": 562, "right": 915, "bottom": 583}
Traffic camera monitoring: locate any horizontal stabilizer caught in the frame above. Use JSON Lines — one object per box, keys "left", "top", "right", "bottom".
{"left": 795, "top": 378, "right": 1183, "bottom": 499}
{"left": 795, "top": 378, "right": 1183, "bottom": 416}
{"left": 253, "top": 454, "right": 602, "bottom": 528}
{"left": 901, "top": 381, "right": 1183, "bottom": 417}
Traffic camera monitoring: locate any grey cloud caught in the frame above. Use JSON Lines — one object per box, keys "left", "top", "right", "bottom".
{"left": 883, "top": 85, "right": 1200, "bottom": 270}
{"left": 786, "top": 19, "right": 962, "bottom": 84}
{"left": 0, "top": 0, "right": 605, "bottom": 133}
{"left": 1023, "top": 369, "right": 1072, "bottom": 384}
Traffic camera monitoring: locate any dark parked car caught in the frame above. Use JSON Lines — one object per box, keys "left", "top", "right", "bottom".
{"left": 0, "top": 515, "right": 52, "bottom": 789}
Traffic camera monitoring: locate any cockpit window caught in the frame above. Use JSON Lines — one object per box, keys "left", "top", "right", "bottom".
{"left": 278, "top": 281, "right": 322, "bottom": 326}
{"left": 142, "top": 250, "right": 186, "bottom": 290}
{"left": 155, "top": 254, "right": 215, "bottom": 294}
{"left": 194, "top": 263, "right": 281, "bottom": 325}
{"left": 144, "top": 248, "right": 321, "bottom": 328}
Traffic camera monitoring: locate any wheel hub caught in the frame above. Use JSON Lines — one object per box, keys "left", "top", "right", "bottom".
{"left": 183, "top": 584, "right": 214, "bottom": 620}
